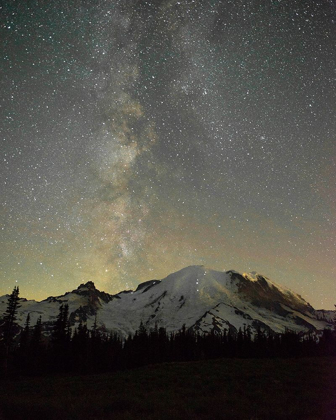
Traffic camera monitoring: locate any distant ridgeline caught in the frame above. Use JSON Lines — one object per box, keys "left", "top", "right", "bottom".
{"left": 1, "top": 266, "right": 335, "bottom": 375}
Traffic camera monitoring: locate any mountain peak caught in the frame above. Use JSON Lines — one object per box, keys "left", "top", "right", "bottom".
{"left": 1, "top": 265, "right": 333, "bottom": 338}
{"left": 77, "top": 281, "right": 96, "bottom": 291}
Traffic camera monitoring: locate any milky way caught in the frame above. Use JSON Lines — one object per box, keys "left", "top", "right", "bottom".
{"left": 1, "top": 0, "right": 335, "bottom": 308}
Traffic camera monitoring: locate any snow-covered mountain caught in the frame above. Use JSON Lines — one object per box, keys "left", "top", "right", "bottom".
{"left": 0, "top": 266, "right": 334, "bottom": 337}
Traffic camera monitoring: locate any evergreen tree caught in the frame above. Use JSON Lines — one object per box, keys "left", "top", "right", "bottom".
{"left": 52, "top": 304, "right": 70, "bottom": 345}
{"left": 138, "top": 320, "right": 147, "bottom": 338}
{"left": 3, "top": 286, "right": 21, "bottom": 347}
{"left": 71, "top": 321, "right": 89, "bottom": 372}
{"left": 1, "top": 286, "right": 21, "bottom": 372}
{"left": 90, "top": 314, "right": 102, "bottom": 366}
{"left": 20, "top": 313, "right": 31, "bottom": 351}
{"left": 26, "top": 316, "right": 44, "bottom": 374}
{"left": 91, "top": 314, "right": 99, "bottom": 341}
{"left": 51, "top": 304, "right": 71, "bottom": 371}
{"left": 31, "top": 316, "right": 43, "bottom": 348}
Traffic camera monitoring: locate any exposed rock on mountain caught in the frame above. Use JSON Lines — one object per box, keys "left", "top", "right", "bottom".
{"left": 0, "top": 266, "right": 333, "bottom": 338}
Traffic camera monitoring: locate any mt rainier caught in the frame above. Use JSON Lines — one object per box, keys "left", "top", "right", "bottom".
{"left": 0, "top": 266, "right": 333, "bottom": 338}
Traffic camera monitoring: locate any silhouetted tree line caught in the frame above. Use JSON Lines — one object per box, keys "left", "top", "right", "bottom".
{"left": 1, "top": 288, "right": 336, "bottom": 376}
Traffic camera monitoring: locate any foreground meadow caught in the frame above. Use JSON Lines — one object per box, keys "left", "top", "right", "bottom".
{"left": 0, "top": 357, "right": 335, "bottom": 420}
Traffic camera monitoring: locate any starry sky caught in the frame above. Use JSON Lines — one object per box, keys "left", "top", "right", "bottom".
{"left": 1, "top": 0, "right": 335, "bottom": 309}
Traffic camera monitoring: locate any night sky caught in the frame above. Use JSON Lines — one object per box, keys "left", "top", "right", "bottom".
{"left": 1, "top": 0, "right": 335, "bottom": 309}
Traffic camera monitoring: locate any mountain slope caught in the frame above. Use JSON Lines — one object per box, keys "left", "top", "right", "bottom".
{"left": 0, "top": 266, "right": 333, "bottom": 337}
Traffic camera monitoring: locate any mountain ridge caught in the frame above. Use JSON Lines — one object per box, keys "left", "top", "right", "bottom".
{"left": 0, "top": 266, "right": 334, "bottom": 338}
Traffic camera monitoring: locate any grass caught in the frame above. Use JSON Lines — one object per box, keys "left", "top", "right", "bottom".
{"left": 0, "top": 357, "right": 335, "bottom": 419}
